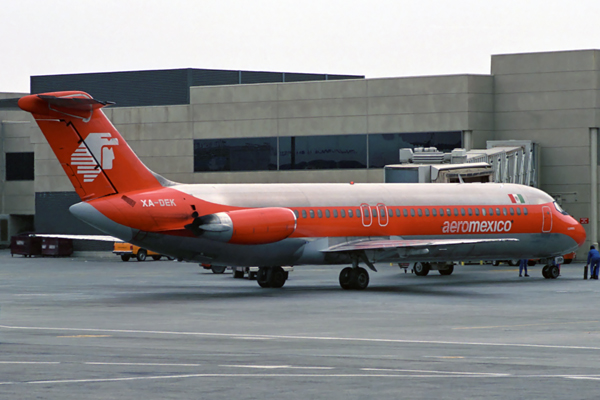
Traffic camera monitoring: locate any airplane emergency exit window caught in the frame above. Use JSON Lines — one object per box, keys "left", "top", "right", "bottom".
{"left": 364, "top": 209, "right": 370, "bottom": 218}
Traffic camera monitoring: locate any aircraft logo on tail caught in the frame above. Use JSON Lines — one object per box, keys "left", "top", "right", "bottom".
{"left": 70, "top": 133, "right": 119, "bottom": 182}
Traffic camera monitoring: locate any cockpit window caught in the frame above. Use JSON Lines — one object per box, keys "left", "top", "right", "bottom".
{"left": 554, "top": 201, "right": 569, "bottom": 215}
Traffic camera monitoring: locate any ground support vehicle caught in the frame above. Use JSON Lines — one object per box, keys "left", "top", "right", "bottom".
{"left": 113, "top": 242, "right": 170, "bottom": 262}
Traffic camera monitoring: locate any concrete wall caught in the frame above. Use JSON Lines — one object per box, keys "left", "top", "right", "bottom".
{"left": 492, "top": 50, "right": 600, "bottom": 256}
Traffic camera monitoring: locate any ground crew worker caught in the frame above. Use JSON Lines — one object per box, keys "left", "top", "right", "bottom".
{"left": 586, "top": 245, "right": 600, "bottom": 280}
{"left": 519, "top": 259, "right": 529, "bottom": 277}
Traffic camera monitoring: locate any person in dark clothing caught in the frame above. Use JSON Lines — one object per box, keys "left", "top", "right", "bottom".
{"left": 586, "top": 246, "right": 600, "bottom": 280}
{"left": 519, "top": 259, "right": 529, "bottom": 277}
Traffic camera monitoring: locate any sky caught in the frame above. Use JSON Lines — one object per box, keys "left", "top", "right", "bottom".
{"left": 2, "top": 0, "right": 600, "bottom": 93}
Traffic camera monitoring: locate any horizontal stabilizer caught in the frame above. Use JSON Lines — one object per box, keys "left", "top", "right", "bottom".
{"left": 37, "top": 94, "right": 115, "bottom": 110}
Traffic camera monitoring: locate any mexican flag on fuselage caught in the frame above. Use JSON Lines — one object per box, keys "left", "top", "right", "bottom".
{"left": 508, "top": 194, "right": 526, "bottom": 204}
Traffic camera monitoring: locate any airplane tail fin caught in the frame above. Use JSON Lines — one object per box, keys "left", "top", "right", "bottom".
{"left": 19, "top": 91, "right": 166, "bottom": 201}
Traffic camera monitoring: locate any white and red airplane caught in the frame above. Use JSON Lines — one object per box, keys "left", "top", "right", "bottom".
{"left": 17, "top": 91, "right": 586, "bottom": 289}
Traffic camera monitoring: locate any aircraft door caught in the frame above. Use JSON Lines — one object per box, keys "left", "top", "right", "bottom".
{"left": 360, "top": 203, "right": 372, "bottom": 227}
{"left": 377, "top": 203, "right": 388, "bottom": 227}
{"left": 542, "top": 206, "right": 552, "bottom": 233}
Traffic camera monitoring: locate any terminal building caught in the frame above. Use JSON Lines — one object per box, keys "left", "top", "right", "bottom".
{"left": 0, "top": 49, "right": 598, "bottom": 259}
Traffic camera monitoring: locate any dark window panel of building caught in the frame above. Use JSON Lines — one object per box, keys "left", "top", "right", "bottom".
{"left": 368, "top": 132, "right": 462, "bottom": 168}
{"left": 6, "top": 152, "right": 34, "bottom": 181}
{"left": 279, "top": 135, "right": 367, "bottom": 170}
{"left": 194, "top": 138, "right": 278, "bottom": 172}
{"left": 284, "top": 73, "right": 327, "bottom": 82}
{"left": 189, "top": 69, "right": 240, "bottom": 87}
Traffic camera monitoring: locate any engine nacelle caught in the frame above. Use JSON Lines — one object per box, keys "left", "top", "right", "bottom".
{"left": 191, "top": 207, "right": 297, "bottom": 245}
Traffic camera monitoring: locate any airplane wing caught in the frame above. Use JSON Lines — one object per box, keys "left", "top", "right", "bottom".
{"left": 29, "top": 234, "right": 122, "bottom": 242}
{"left": 322, "top": 238, "right": 518, "bottom": 253}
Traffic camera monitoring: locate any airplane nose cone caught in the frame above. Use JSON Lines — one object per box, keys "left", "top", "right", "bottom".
{"left": 572, "top": 220, "right": 587, "bottom": 247}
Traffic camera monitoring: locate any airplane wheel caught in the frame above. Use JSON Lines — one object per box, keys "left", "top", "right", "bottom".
{"left": 439, "top": 265, "right": 454, "bottom": 276}
{"left": 414, "top": 262, "right": 430, "bottom": 276}
{"left": 270, "top": 266, "right": 286, "bottom": 288}
{"left": 492, "top": 260, "right": 500, "bottom": 266}
{"left": 152, "top": 255, "right": 161, "bottom": 261}
{"left": 136, "top": 249, "right": 147, "bottom": 262}
{"left": 508, "top": 260, "right": 519, "bottom": 266}
{"left": 352, "top": 267, "right": 369, "bottom": 290}
{"left": 339, "top": 267, "right": 354, "bottom": 290}
{"left": 548, "top": 265, "right": 560, "bottom": 279}
{"left": 121, "top": 255, "right": 130, "bottom": 262}
{"left": 257, "top": 267, "right": 271, "bottom": 288}
{"left": 211, "top": 265, "right": 227, "bottom": 274}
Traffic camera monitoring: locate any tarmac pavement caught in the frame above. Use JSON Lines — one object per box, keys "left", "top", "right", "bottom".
{"left": 1, "top": 249, "right": 599, "bottom": 399}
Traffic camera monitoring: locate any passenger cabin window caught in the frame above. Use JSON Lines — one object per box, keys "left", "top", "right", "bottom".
{"left": 461, "top": 208, "right": 466, "bottom": 216}
{"left": 523, "top": 207, "right": 528, "bottom": 215}
{"left": 488, "top": 208, "right": 494, "bottom": 216}
{"left": 388, "top": 209, "right": 393, "bottom": 217}
{"left": 348, "top": 209, "right": 353, "bottom": 218}
{"left": 425, "top": 208, "right": 430, "bottom": 217}
{"left": 364, "top": 209, "right": 370, "bottom": 218}
{"left": 496, "top": 208, "right": 501, "bottom": 215}
{"left": 341, "top": 209, "right": 346, "bottom": 218}
{"left": 325, "top": 209, "right": 331, "bottom": 218}
{"left": 474, "top": 208, "right": 480, "bottom": 216}
{"left": 302, "top": 210, "right": 307, "bottom": 218}
{"left": 403, "top": 209, "right": 408, "bottom": 217}
{"left": 418, "top": 209, "right": 423, "bottom": 217}
{"left": 439, "top": 208, "right": 444, "bottom": 216}
{"left": 410, "top": 209, "right": 415, "bottom": 217}
{"left": 509, "top": 208, "right": 514, "bottom": 216}
{"left": 482, "top": 208, "right": 486, "bottom": 216}
{"left": 516, "top": 208, "right": 521, "bottom": 216}
{"left": 333, "top": 209, "right": 338, "bottom": 218}
{"left": 293, "top": 210, "right": 299, "bottom": 218}
{"left": 380, "top": 208, "right": 386, "bottom": 217}
{"left": 317, "top": 210, "right": 323, "bottom": 218}
{"left": 356, "top": 209, "right": 361, "bottom": 217}
{"left": 468, "top": 208, "right": 473, "bottom": 216}
{"left": 503, "top": 208, "right": 507, "bottom": 216}
{"left": 309, "top": 210, "right": 315, "bottom": 218}
{"left": 396, "top": 208, "right": 401, "bottom": 217}
{"left": 446, "top": 208, "right": 451, "bottom": 216}
{"left": 454, "top": 208, "right": 459, "bottom": 216}
{"left": 432, "top": 208, "right": 437, "bottom": 217}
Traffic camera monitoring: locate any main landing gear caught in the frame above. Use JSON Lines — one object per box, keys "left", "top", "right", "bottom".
{"left": 542, "top": 264, "right": 560, "bottom": 279}
{"left": 339, "top": 267, "right": 370, "bottom": 290}
{"left": 256, "top": 266, "right": 289, "bottom": 288}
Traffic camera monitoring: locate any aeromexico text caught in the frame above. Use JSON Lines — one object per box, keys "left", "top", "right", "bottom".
{"left": 442, "top": 220, "right": 513, "bottom": 233}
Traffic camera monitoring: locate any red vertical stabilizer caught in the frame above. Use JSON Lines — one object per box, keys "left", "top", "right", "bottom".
{"left": 19, "top": 91, "right": 163, "bottom": 201}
